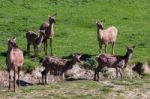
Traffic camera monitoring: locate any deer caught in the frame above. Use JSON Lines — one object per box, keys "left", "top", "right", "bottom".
{"left": 41, "top": 53, "right": 81, "bottom": 84}
{"left": 96, "top": 20, "right": 118, "bottom": 55}
{"left": 26, "top": 31, "right": 45, "bottom": 56}
{"left": 6, "top": 37, "right": 24, "bottom": 92}
{"left": 94, "top": 46, "right": 135, "bottom": 81}
{"left": 39, "top": 14, "right": 56, "bottom": 55}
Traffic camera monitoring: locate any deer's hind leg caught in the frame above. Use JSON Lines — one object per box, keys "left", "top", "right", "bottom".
{"left": 50, "top": 38, "right": 53, "bottom": 56}
{"left": 18, "top": 67, "right": 21, "bottom": 87}
{"left": 13, "top": 70, "right": 16, "bottom": 92}
{"left": 112, "top": 42, "right": 115, "bottom": 55}
{"left": 8, "top": 69, "right": 11, "bottom": 90}
{"left": 27, "top": 43, "right": 30, "bottom": 54}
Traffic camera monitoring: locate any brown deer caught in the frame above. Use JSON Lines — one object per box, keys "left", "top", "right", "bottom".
{"left": 94, "top": 46, "right": 135, "bottom": 81}
{"left": 26, "top": 31, "right": 45, "bottom": 56}
{"left": 41, "top": 53, "right": 81, "bottom": 84}
{"left": 96, "top": 20, "right": 118, "bottom": 55}
{"left": 39, "top": 14, "right": 56, "bottom": 55}
{"left": 6, "top": 37, "right": 24, "bottom": 92}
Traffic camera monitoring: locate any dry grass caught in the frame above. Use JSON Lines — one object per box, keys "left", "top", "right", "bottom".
{"left": 0, "top": 75, "right": 149, "bottom": 99}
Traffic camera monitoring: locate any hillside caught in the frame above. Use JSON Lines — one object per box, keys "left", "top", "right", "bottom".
{"left": 0, "top": 0, "right": 150, "bottom": 69}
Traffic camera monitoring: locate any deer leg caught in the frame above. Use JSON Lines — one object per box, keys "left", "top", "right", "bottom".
{"left": 94, "top": 65, "right": 102, "bottom": 81}
{"left": 14, "top": 70, "right": 16, "bottom": 92}
{"left": 94, "top": 69, "right": 99, "bottom": 81}
{"left": 60, "top": 72, "right": 64, "bottom": 82}
{"left": 45, "top": 70, "right": 48, "bottom": 84}
{"left": 99, "top": 43, "right": 102, "bottom": 53}
{"left": 105, "top": 44, "right": 108, "bottom": 53}
{"left": 18, "top": 67, "right": 21, "bottom": 88}
{"left": 50, "top": 38, "right": 53, "bottom": 56}
{"left": 61, "top": 73, "right": 64, "bottom": 82}
{"left": 27, "top": 43, "right": 30, "bottom": 54}
{"left": 112, "top": 42, "right": 115, "bottom": 55}
{"left": 121, "top": 67, "right": 125, "bottom": 77}
{"left": 119, "top": 68, "right": 123, "bottom": 78}
{"left": 115, "top": 67, "right": 118, "bottom": 79}
{"left": 33, "top": 46, "right": 36, "bottom": 56}
{"left": 37, "top": 47, "right": 39, "bottom": 56}
{"left": 8, "top": 70, "right": 11, "bottom": 90}
{"left": 45, "top": 40, "right": 48, "bottom": 55}
{"left": 41, "top": 70, "right": 45, "bottom": 84}
{"left": 43, "top": 41, "right": 45, "bottom": 52}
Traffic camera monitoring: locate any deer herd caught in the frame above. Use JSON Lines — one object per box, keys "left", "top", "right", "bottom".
{"left": 6, "top": 14, "right": 135, "bottom": 92}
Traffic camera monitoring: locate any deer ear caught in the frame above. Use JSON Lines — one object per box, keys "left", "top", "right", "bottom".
{"left": 48, "top": 15, "right": 51, "bottom": 17}
{"left": 96, "top": 20, "right": 98, "bottom": 23}
{"left": 12, "top": 37, "right": 16, "bottom": 41}
{"left": 7, "top": 37, "right": 10, "bottom": 41}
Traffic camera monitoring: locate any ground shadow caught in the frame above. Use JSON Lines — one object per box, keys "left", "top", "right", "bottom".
{"left": 0, "top": 52, "right": 7, "bottom": 57}
{"left": 16, "top": 80, "right": 33, "bottom": 86}
{"left": 66, "top": 78, "right": 89, "bottom": 81}
{"left": 62, "top": 53, "right": 96, "bottom": 61}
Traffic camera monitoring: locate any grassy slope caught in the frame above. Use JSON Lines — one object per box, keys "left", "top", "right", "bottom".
{"left": 0, "top": 75, "right": 149, "bottom": 98}
{"left": 0, "top": 0, "right": 150, "bottom": 70}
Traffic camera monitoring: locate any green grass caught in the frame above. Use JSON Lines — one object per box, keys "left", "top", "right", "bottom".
{"left": 0, "top": 76, "right": 149, "bottom": 98}
{"left": 0, "top": 0, "right": 150, "bottom": 70}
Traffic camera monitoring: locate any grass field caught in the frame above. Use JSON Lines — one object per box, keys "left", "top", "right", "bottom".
{"left": 0, "top": 0, "right": 150, "bottom": 70}
{"left": 0, "top": 75, "right": 149, "bottom": 98}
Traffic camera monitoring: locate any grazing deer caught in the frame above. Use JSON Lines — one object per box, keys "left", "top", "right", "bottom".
{"left": 6, "top": 37, "right": 24, "bottom": 92}
{"left": 41, "top": 53, "right": 81, "bottom": 84}
{"left": 40, "top": 14, "right": 56, "bottom": 55}
{"left": 96, "top": 20, "right": 118, "bottom": 55}
{"left": 94, "top": 46, "right": 135, "bottom": 81}
{"left": 26, "top": 31, "right": 45, "bottom": 56}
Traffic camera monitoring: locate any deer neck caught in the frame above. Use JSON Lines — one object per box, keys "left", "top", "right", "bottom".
{"left": 37, "top": 34, "right": 44, "bottom": 44}
{"left": 48, "top": 21, "right": 54, "bottom": 34}
{"left": 97, "top": 27, "right": 103, "bottom": 40}
{"left": 124, "top": 52, "right": 132, "bottom": 67}
{"left": 62, "top": 59, "right": 76, "bottom": 73}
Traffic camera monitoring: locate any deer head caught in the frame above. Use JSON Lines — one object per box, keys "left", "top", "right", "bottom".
{"left": 96, "top": 20, "right": 104, "bottom": 29}
{"left": 8, "top": 37, "right": 18, "bottom": 49}
{"left": 48, "top": 14, "right": 56, "bottom": 23}
{"left": 127, "top": 45, "right": 135, "bottom": 53}
{"left": 72, "top": 53, "right": 81, "bottom": 63}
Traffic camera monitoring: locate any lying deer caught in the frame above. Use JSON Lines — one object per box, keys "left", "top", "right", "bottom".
{"left": 94, "top": 46, "right": 135, "bottom": 81}
{"left": 6, "top": 37, "right": 24, "bottom": 92}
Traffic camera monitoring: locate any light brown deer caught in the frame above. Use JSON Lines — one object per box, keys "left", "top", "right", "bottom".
{"left": 39, "top": 15, "right": 56, "bottom": 55}
{"left": 26, "top": 31, "right": 45, "bottom": 56}
{"left": 96, "top": 20, "right": 118, "bottom": 55}
{"left": 94, "top": 46, "right": 135, "bottom": 81}
{"left": 6, "top": 37, "right": 24, "bottom": 92}
{"left": 41, "top": 53, "right": 81, "bottom": 84}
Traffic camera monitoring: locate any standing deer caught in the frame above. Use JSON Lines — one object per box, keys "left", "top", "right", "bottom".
{"left": 41, "top": 53, "right": 81, "bottom": 84}
{"left": 94, "top": 46, "right": 135, "bottom": 81}
{"left": 6, "top": 37, "right": 24, "bottom": 92}
{"left": 96, "top": 20, "right": 118, "bottom": 55}
{"left": 26, "top": 31, "right": 45, "bottom": 56}
{"left": 40, "top": 14, "right": 56, "bottom": 55}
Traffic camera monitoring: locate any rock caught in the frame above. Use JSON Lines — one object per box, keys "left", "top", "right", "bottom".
{"left": 65, "top": 64, "right": 94, "bottom": 80}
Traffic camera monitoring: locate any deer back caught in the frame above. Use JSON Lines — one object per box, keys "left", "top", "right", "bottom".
{"left": 99, "top": 26, "right": 118, "bottom": 43}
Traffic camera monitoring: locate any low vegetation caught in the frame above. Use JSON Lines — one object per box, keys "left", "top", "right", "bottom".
{"left": 0, "top": 75, "right": 149, "bottom": 98}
